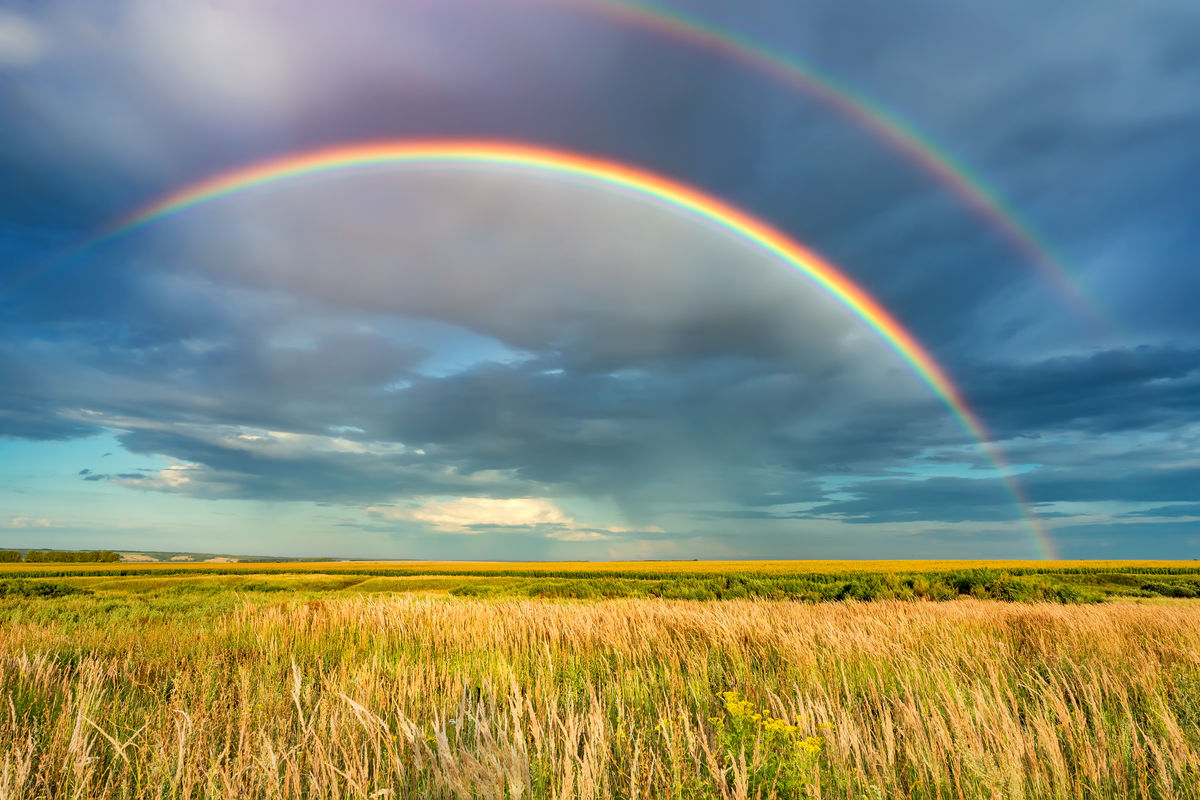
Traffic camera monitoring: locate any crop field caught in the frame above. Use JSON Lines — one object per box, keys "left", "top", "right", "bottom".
{"left": 3, "top": 557, "right": 1197, "bottom": 576}
{"left": 0, "top": 563, "right": 1198, "bottom": 799}
{"left": 6, "top": 559, "right": 1200, "bottom": 603}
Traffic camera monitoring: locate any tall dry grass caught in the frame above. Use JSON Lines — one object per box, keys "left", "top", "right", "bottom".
{"left": 1, "top": 596, "right": 1198, "bottom": 798}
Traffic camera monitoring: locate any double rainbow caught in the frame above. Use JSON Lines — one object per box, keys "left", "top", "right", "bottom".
{"left": 91, "top": 140, "right": 1055, "bottom": 558}
{"left": 538, "top": 0, "right": 1107, "bottom": 330}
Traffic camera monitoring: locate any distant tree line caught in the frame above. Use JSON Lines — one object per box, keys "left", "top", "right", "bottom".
{"left": 0, "top": 550, "right": 120, "bottom": 563}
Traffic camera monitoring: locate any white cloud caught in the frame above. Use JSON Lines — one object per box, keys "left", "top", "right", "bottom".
{"left": 120, "top": 0, "right": 298, "bottom": 115}
{"left": 601, "top": 525, "right": 665, "bottom": 535}
{"left": 368, "top": 497, "right": 572, "bottom": 533}
{"left": 112, "top": 463, "right": 208, "bottom": 493}
{"left": 545, "top": 528, "right": 612, "bottom": 542}
{"left": 5, "top": 516, "right": 51, "bottom": 529}
{"left": 62, "top": 411, "right": 408, "bottom": 460}
{"left": 227, "top": 429, "right": 407, "bottom": 458}
{"left": 365, "top": 496, "right": 648, "bottom": 540}
{"left": 0, "top": 11, "right": 45, "bottom": 66}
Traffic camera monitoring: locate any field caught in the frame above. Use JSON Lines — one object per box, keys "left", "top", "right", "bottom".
{"left": 6, "top": 558, "right": 1200, "bottom": 602}
{"left": 1, "top": 562, "right": 1198, "bottom": 799}
{"left": 5, "top": 557, "right": 1198, "bottom": 575}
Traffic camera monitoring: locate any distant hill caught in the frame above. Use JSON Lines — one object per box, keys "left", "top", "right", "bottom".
{"left": 118, "top": 551, "right": 341, "bottom": 563}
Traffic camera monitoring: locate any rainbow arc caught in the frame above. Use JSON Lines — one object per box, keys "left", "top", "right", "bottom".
{"left": 541, "top": 0, "right": 1108, "bottom": 330}
{"left": 83, "top": 140, "right": 1055, "bottom": 558}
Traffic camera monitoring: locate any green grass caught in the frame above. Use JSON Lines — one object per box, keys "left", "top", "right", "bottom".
{"left": 30, "top": 565, "right": 1200, "bottom": 604}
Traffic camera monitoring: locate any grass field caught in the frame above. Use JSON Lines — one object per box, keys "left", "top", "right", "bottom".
{"left": 1, "top": 562, "right": 1198, "bottom": 798}
{"left": 7, "top": 559, "right": 1200, "bottom": 603}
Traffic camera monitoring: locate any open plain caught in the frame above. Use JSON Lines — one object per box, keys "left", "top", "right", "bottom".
{"left": 0, "top": 561, "right": 1198, "bottom": 799}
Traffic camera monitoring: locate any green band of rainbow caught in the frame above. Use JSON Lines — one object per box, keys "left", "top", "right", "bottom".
{"left": 95, "top": 140, "right": 1056, "bottom": 558}
{"left": 547, "top": 0, "right": 1108, "bottom": 331}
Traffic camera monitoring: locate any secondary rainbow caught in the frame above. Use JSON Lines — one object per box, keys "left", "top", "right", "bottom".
{"left": 534, "top": 0, "right": 1106, "bottom": 329}
{"left": 94, "top": 140, "right": 1056, "bottom": 558}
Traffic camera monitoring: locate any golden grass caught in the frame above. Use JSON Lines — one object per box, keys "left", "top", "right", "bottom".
{"left": 0, "top": 592, "right": 1198, "bottom": 798}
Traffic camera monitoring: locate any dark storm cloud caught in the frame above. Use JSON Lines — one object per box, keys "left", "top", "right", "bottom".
{"left": 50, "top": 343, "right": 925, "bottom": 508}
{"left": 0, "top": 275, "right": 432, "bottom": 436}
{"left": 802, "top": 458, "right": 1200, "bottom": 526}
{"left": 676, "top": 0, "right": 1200, "bottom": 349}
{"left": 4, "top": 179, "right": 952, "bottom": 516}
{"left": 0, "top": 404, "right": 99, "bottom": 441}
{"left": 804, "top": 477, "right": 1033, "bottom": 524}
{"left": 3, "top": 0, "right": 1197, "bottom": 350}
{"left": 964, "top": 345, "right": 1200, "bottom": 436}
{"left": 83, "top": 431, "right": 484, "bottom": 503}
{"left": 0, "top": 0, "right": 1198, "bottom": 555}
{"left": 120, "top": 171, "right": 885, "bottom": 377}
{"left": 1027, "top": 468, "right": 1200, "bottom": 505}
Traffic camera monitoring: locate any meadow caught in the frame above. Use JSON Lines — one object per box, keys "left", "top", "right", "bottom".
{"left": 0, "top": 562, "right": 1198, "bottom": 799}
{"left": 5, "top": 559, "right": 1200, "bottom": 602}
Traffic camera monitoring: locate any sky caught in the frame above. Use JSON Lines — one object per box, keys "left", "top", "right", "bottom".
{"left": 0, "top": 0, "right": 1198, "bottom": 560}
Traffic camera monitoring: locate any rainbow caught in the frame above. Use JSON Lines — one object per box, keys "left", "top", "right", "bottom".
{"left": 537, "top": 0, "right": 1107, "bottom": 330}
{"left": 95, "top": 140, "right": 1055, "bottom": 558}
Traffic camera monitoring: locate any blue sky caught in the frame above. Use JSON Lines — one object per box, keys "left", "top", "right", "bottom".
{"left": 1, "top": 0, "right": 1198, "bottom": 559}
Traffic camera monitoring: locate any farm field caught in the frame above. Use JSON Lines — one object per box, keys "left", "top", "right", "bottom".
{"left": 5, "top": 557, "right": 1199, "bottom": 575}
{"left": 6, "top": 559, "right": 1200, "bottom": 602}
{"left": 0, "top": 564, "right": 1198, "bottom": 798}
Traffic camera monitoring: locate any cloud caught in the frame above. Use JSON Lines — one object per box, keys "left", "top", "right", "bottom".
{"left": 363, "top": 496, "right": 659, "bottom": 540}
{"left": 803, "top": 476, "right": 1030, "bottom": 524}
{"left": 122, "top": 167, "right": 888, "bottom": 375}
{"left": 1, "top": 0, "right": 1199, "bottom": 557}
{"left": 5, "top": 516, "right": 51, "bottom": 529}
{"left": 0, "top": 11, "right": 45, "bottom": 66}
{"left": 3, "top": 166, "right": 953, "bottom": 517}
{"left": 113, "top": 463, "right": 201, "bottom": 492}
{"left": 964, "top": 346, "right": 1200, "bottom": 436}
{"left": 1119, "top": 504, "right": 1200, "bottom": 519}
{"left": 83, "top": 463, "right": 217, "bottom": 494}
{"left": 369, "top": 497, "right": 577, "bottom": 534}
{"left": 545, "top": 529, "right": 616, "bottom": 542}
